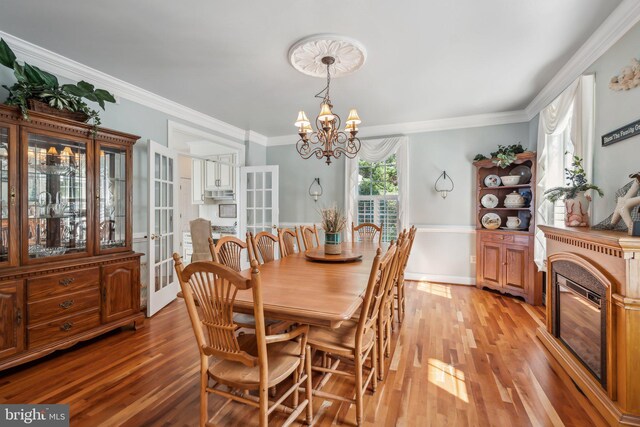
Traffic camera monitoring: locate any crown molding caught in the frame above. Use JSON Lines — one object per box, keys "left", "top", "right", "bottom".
{"left": 245, "top": 130, "right": 268, "bottom": 146}
{"left": 525, "top": 0, "right": 640, "bottom": 119}
{"left": 0, "top": 30, "right": 268, "bottom": 144}
{"left": 266, "top": 110, "right": 529, "bottom": 146}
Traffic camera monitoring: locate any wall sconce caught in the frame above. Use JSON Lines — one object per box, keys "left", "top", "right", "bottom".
{"left": 434, "top": 171, "right": 454, "bottom": 199}
{"left": 309, "top": 178, "right": 323, "bottom": 202}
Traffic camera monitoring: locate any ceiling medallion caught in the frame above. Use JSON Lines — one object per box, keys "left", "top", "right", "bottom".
{"left": 290, "top": 35, "right": 365, "bottom": 165}
{"left": 288, "top": 34, "right": 367, "bottom": 78}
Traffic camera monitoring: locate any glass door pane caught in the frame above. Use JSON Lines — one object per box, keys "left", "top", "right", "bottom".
{"left": 98, "top": 145, "right": 127, "bottom": 250}
{"left": 0, "top": 127, "right": 10, "bottom": 263}
{"left": 27, "top": 133, "right": 88, "bottom": 260}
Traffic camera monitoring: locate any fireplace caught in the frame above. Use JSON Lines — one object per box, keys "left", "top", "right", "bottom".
{"left": 551, "top": 261, "right": 607, "bottom": 388}
{"left": 538, "top": 225, "right": 640, "bottom": 425}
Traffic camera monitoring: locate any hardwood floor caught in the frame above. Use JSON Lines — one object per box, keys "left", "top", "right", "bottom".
{"left": 0, "top": 282, "right": 606, "bottom": 426}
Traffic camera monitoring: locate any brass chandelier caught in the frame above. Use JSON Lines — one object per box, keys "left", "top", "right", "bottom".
{"left": 294, "top": 56, "right": 362, "bottom": 165}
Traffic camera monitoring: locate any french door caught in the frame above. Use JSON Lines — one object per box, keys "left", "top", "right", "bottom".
{"left": 147, "top": 141, "right": 179, "bottom": 316}
{"left": 240, "top": 166, "right": 279, "bottom": 264}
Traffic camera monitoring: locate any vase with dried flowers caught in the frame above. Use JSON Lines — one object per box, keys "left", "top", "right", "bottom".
{"left": 319, "top": 205, "right": 346, "bottom": 255}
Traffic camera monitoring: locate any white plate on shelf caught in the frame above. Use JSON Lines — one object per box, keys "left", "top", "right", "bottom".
{"left": 481, "top": 213, "right": 501, "bottom": 229}
{"left": 499, "top": 226, "right": 528, "bottom": 231}
{"left": 484, "top": 174, "right": 501, "bottom": 187}
{"left": 481, "top": 194, "right": 499, "bottom": 208}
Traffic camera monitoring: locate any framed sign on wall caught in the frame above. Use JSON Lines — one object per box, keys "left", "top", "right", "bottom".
{"left": 219, "top": 204, "right": 237, "bottom": 218}
{"left": 602, "top": 118, "right": 640, "bottom": 146}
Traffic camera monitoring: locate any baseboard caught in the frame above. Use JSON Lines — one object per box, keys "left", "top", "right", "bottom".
{"left": 405, "top": 272, "right": 476, "bottom": 286}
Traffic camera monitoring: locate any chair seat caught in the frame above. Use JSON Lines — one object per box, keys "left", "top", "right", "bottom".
{"left": 208, "top": 334, "right": 301, "bottom": 389}
{"left": 308, "top": 320, "right": 375, "bottom": 356}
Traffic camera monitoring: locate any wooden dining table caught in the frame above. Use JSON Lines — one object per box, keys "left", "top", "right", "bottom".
{"left": 235, "top": 241, "right": 385, "bottom": 329}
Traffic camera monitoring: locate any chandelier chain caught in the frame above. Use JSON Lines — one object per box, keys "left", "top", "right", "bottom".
{"left": 314, "top": 62, "right": 332, "bottom": 105}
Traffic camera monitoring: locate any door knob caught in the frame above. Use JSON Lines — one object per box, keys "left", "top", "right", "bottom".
{"left": 150, "top": 233, "right": 160, "bottom": 240}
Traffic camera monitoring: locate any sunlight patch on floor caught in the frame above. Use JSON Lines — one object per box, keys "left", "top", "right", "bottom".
{"left": 415, "top": 282, "right": 452, "bottom": 299}
{"left": 428, "top": 358, "right": 469, "bottom": 403}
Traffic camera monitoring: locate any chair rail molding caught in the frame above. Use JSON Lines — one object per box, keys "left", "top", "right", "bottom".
{"left": 0, "top": 30, "right": 267, "bottom": 144}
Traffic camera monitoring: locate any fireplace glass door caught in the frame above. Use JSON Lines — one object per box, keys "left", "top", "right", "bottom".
{"left": 557, "top": 274, "right": 603, "bottom": 382}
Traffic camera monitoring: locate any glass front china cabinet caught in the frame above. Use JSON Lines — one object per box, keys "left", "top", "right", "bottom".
{"left": 0, "top": 105, "right": 143, "bottom": 370}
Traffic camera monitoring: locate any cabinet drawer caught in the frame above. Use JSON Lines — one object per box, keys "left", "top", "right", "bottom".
{"left": 27, "top": 289, "right": 99, "bottom": 325}
{"left": 27, "top": 309, "right": 100, "bottom": 349}
{"left": 27, "top": 268, "right": 99, "bottom": 301}
{"left": 513, "top": 235, "right": 530, "bottom": 245}
{"left": 481, "top": 233, "right": 514, "bottom": 243}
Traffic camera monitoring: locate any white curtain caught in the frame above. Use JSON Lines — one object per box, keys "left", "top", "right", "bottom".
{"left": 344, "top": 136, "right": 409, "bottom": 240}
{"left": 535, "top": 75, "right": 595, "bottom": 270}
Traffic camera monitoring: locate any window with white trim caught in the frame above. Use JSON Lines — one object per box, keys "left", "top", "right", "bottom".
{"left": 548, "top": 120, "right": 576, "bottom": 224}
{"left": 356, "top": 154, "right": 399, "bottom": 242}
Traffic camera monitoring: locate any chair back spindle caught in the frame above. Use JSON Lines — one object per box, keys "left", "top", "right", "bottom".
{"left": 278, "top": 227, "right": 302, "bottom": 258}
{"left": 210, "top": 236, "right": 248, "bottom": 272}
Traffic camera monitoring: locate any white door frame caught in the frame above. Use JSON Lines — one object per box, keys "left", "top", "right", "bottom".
{"left": 239, "top": 165, "right": 279, "bottom": 241}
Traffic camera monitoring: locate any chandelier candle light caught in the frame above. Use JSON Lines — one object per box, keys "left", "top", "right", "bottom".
{"left": 294, "top": 56, "right": 362, "bottom": 165}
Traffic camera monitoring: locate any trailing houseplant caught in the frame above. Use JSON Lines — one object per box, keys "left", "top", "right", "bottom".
{"left": 0, "top": 38, "right": 116, "bottom": 131}
{"left": 474, "top": 143, "right": 526, "bottom": 168}
{"left": 319, "top": 205, "right": 346, "bottom": 255}
{"left": 544, "top": 155, "right": 604, "bottom": 227}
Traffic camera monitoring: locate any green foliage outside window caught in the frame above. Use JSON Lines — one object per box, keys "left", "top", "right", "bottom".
{"left": 358, "top": 154, "right": 398, "bottom": 196}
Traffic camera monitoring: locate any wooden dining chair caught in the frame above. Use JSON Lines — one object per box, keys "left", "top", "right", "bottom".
{"left": 395, "top": 226, "right": 416, "bottom": 323}
{"left": 210, "top": 235, "right": 289, "bottom": 336}
{"left": 299, "top": 225, "right": 320, "bottom": 251}
{"left": 190, "top": 218, "right": 213, "bottom": 262}
{"left": 377, "top": 235, "right": 406, "bottom": 380}
{"left": 307, "top": 241, "right": 398, "bottom": 426}
{"left": 173, "top": 255, "right": 313, "bottom": 427}
{"left": 249, "top": 231, "right": 280, "bottom": 264}
{"left": 351, "top": 222, "right": 383, "bottom": 245}
{"left": 209, "top": 236, "right": 247, "bottom": 271}
{"left": 277, "top": 227, "right": 302, "bottom": 258}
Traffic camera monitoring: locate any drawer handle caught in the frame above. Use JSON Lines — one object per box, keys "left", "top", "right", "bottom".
{"left": 59, "top": 300, "right": 74, "bottom": 309}
{"left": 59, "top": 277, "right": 75, "bottom": 286}
{"left": 60, "top": 321, "right": 73, "bottom": 332}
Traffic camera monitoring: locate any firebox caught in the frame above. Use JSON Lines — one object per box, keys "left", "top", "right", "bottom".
{"left": 552, "top": 261, "right": 607, "bottom": 389}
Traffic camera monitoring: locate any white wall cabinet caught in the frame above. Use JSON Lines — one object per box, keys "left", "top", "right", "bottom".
{"left": 191, "top": 158, "right": 205, "bottom": 204}
{"left": 205, "top": 154, "right": 236, "bottom": 192}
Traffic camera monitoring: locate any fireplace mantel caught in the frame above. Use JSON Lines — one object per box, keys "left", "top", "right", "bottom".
{"left": 538, "top": 225, "right": 640, "bottom": 426}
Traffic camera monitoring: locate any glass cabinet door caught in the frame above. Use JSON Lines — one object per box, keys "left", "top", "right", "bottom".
{"left": 25, "top": 132, "right": 90, "bottom": 261}
{"left": 0, "top": 124, "right": 17, "bottom": 266}
{"left": 97, "top": 144, "right": 129, "bottom": 252}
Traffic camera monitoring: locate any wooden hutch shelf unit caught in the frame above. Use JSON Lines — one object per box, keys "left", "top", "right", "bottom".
{"left": 474, "top": 151, "right": 542, "bottom": 305}
{"left": 0, "top": 105, "right": 144, "bottom": 371}
{"left": 539, "top": 225, "right": 640, "bottom": 426}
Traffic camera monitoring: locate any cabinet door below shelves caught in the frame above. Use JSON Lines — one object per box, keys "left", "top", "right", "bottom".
{"left": 480, "top": 241, "right": 502, "bottom": 288}
{"left": 0, "top": 281, "right": 24, "bottom": 359}
{"left": 101, "top": 261, "right": 140, "bottom": 323}
{"left": 503, "top": 245, "right": 529, "bottom": 291}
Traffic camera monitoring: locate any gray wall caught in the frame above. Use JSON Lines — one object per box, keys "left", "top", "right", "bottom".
{"left": 266, "top": 122, "right": 532, "bottom": 282}
{"left": 585, "top": 21, "right": 640, "bottom": 222}
{"left": 266, "top": 145, "right": 346, "bottom": 222}
{"left": 246, "top": 140, "right": 267, "bottom": 166}
{"left": 408, "top": 122, "right": 532, "bottom": 225}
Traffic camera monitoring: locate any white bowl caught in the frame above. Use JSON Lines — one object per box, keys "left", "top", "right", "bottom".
{"left": 500, "top": 176, "right": 521, "bottom": 186}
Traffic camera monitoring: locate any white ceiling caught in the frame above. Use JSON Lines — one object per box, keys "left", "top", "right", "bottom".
{"left": 0, "top": 0, "right": 621, "bottom": 137}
